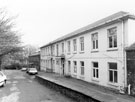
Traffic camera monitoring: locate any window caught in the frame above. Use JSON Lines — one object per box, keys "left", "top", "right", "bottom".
{"left": 73, "top": 39, "right": 77, "bottom": 52}
{"left": 108, "top": 63, "right": 118, "bottom": 83}
{"left": 62, "top": 43, "right": 64, "bottom": 53}
{"left": 56, "top": 44, "right": 59, "bottom": 56}
{"left": 80, "top": 61, "right": 84, "bottom": 75}
{"left": 108, "top": 27, "right": 117, "bottom": 48}
{"left": 80, "top": 37, "right": 84, "bottom": 51}
{"left": 68, "top": 61, "right": 71, "bottom": 73}
{"left": 92, "top": 33, "right": 98, "bottom": 49}
{"left": 52, "top": 45, "right": 55, "bottom": 56}
{"left": 73, "top": 61, "right": 77, "bottom": 73}
{"left": 92, "top": 62, "right": 99, "bottom": 78}
{"left": 67, "top": 41, "right": 71, "bottom": 53}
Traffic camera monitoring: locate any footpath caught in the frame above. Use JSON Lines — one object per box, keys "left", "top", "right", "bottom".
{"left": 36, "top": 72, "right": 135, "bottom": 102}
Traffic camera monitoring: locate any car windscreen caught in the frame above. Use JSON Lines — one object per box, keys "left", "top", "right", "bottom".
{"left": 30, "top": 68, "right": 37, "bottom": 71}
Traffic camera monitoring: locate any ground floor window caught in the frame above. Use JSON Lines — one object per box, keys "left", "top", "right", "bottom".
{"left": 108, "top": 62, "right": 118, "bottom": 83}
{"left": 73, "top": 61, "right": 77, "bottom": 73}
{"left": 80, "top": 61, "right": 84, "bottom": 75}
{"left": 92, "top": 62, "right": 99, "bottom": 78}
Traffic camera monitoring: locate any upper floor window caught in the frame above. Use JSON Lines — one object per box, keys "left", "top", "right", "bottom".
{"left": 92, "top": 33, "right": 98, "bottom": 50}
{"left": 108, "top": 27, "right": 117, "bottom": 48}
{"left": 67, "top": 41, "right": 71, "bottom": 53}
{"left": 56, "top": 44, "right": 59, "bottom": 56}
{"left": 62, "top": 43, "right": 64, "bottom": 53}
{"left": 52, "top": 45, "right": 55, "bottom": 56}
{"left": 108, "top": 62, "right": 118, "bottom": 83}
{"left": 73, "top": 39, "right": 77, "bottom": 52}
{"left": 80, "top": 61, "right": 84, "bottom": 75}
{"left": 80, "top": 37, "right": 84, "bottom": 52}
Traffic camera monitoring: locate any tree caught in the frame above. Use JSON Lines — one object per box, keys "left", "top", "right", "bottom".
{"left": 0, "top": 8, "right": 21, "bottom": 70}
{"left": 21, "top": 45, "right": 39, "bottom": 66}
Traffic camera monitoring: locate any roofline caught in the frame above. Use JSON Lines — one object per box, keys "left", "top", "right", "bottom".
{"left": 40, "top": 12, "right": 135, "bottom": 49}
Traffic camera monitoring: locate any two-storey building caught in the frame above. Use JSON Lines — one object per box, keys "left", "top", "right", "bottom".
{"left": 40, "top": 11, "right": 135, "bottom": 91}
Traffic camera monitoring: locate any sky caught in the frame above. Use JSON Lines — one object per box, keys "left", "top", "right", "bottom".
{"left": 0, "top": 0, "right": 135, "bottom": 47}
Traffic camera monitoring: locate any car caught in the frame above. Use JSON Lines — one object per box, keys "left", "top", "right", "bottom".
{"left": 27, "top": 68, "right": 38, "bottom": 75}
{"left": 21, "top": 67, "right": 27, "bottom": 71}
{"left": 0, "top": 71, "right": 7, "bottom": 87}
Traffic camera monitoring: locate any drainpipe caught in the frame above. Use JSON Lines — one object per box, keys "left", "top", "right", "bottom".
{"left": 121, "top": 19, "right": 127, "bottom": 90}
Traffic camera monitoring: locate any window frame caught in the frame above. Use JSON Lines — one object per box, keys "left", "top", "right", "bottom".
{"left": 92, "top": 62, "right": 99, "bottom": 80}
{"left": 68, "top": 61, "right": 71, "bottom": 73}
{"left": 108, "top": 62, "right": 118, "bottom": 84}
{"left": 73, "top": 39, "right": 77, "bottom": 53}
{"left": 62, "top": 43, "right": 64, "bottom": 53}
{"left": 80, "top": 61, "right": 84, "bottom": 75}
{"left": 67, "top": 41, "right": 71, "bottom": 53}
{"left": 80, "top": 37, "right": 84, "bottom": 52}
{"left": 73, "top": 61, "right": 77, "bottom": 73}
{"left": 91, "top": 33, "right": 98, "bottom": 50}
{"left": 56, "top": 44, "right": 59, "bottom": 56}
{"left": 107, "top": 27, "right": 117, "bottom": 49}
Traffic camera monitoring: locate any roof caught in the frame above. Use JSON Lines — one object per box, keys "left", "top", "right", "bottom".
{"left": 29, "top": 51, "right": 40, "bottom": 56}
{"left": 41, "top": 11, "right": 135, "bottom": 48}
{"left": 126, "top": 43, "right": 135, "bottom": 51}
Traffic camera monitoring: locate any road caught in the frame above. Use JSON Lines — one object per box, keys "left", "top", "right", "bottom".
{"left": 0, "top": 70, "right": 76, "bottom": 102}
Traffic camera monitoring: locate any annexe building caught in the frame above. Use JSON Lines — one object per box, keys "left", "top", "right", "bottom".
{"left": 40, "top": 11, "right": 135, "bottom": 91}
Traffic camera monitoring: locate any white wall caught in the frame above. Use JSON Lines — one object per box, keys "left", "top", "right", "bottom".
{"left": 40, "top": 19, "right": 134, "bottom": 90}
{"left": 127, "top": 19, "right": 135, "bottom": 46}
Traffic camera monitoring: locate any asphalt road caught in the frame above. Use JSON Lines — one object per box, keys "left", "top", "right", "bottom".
{"left": 0, "top": 70, "right": 76, "bottom": 102}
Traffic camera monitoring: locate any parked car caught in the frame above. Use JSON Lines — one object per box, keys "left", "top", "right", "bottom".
{"left": 21, "top": 67, "right": 27, "bottom": 71}
{"left": 0, "top": 71, "right": 7, "bottom": 87}
{"left": 27, "top": 68, "right": 38, "bottom": 75}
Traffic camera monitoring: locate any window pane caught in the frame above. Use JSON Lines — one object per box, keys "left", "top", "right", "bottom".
{"left": 109, "top": 37, "right": 113, "bottom": 48}
{"left": 109, "top": 70, "right": 113, "bottom": 82}
{"left": 93, "top": 69, "right": 95, "bottom": 77}
{"left": 93, "top": 41, "right": 95, "bottom": 49}
{"left": 96, "top": 69, "right": 98, "bottom": 78}
{"left": 114, "top": 36, "right": 117, "bottom": 47}
{"left": 114, "top": 71, "right": 117, "bottom": 83}
{"left": 81, "top": 62, "right": 84, "bottom": 66}
{"left": 93, "top": 62, "right": 98, "bottom": 67}
{"left": 109, "top": 63, "right": 117, "bottom": 69}
{"left": 96, "top": 40, "right": 98, "bottom": 49}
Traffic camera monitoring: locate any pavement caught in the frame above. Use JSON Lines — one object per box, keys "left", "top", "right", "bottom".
{"left": 36, "top": 71, "right": 135, "bottom": 102}
{"left": 0, "top": 70, "right": 76, "bottom": 102}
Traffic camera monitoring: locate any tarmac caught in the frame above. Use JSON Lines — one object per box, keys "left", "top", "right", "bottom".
{"left": 36, "top": 72, "right": 135, "bottom": 102}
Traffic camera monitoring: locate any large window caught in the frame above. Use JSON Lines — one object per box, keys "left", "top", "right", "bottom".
{"left": 67, "top": 41, "right": 71, "bottom": 53}
{"left": 108, "top": 27, "right": 117, "bottom": 48}
{"left": 73, "top": 61, "right": 77, "bottom": 73}
{"left": 80, "top": 61, "right": 84, "bottom": 75}
{"left": 108, "top": 63, "right": 118, "bottom": 83}
{"left": 92, "top": 33, "right": 98, "bottom": 49}
{"left": 73, "top": 39, "right": 77, "bottom": 52}
{"left": 80, "top": 37, "right": 84, "bottom": 52}
{"left": 92, "top": 62, "right": 99, "bottom": 78}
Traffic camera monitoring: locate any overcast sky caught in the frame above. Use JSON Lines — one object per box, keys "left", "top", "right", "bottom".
{"left": 0, "top": 0, "right": 135, "bottom": 47}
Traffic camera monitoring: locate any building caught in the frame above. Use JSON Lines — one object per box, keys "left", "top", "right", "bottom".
{"left": 28, "top": 52, "right": 40, "bottom": 71}
{"left": 40, "top": 11, "right": 135, "bottom": 91}
{"left": 126, "top": 43, "right": 135, "bottom": 95}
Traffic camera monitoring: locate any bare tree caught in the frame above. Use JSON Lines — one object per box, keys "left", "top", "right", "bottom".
{"left": 0, "top": 8, "right": 22, "bottom": 70}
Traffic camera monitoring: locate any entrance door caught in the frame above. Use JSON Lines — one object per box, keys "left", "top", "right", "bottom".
{"left": 61, "top": 60, "right": 65, "bottom": 75}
